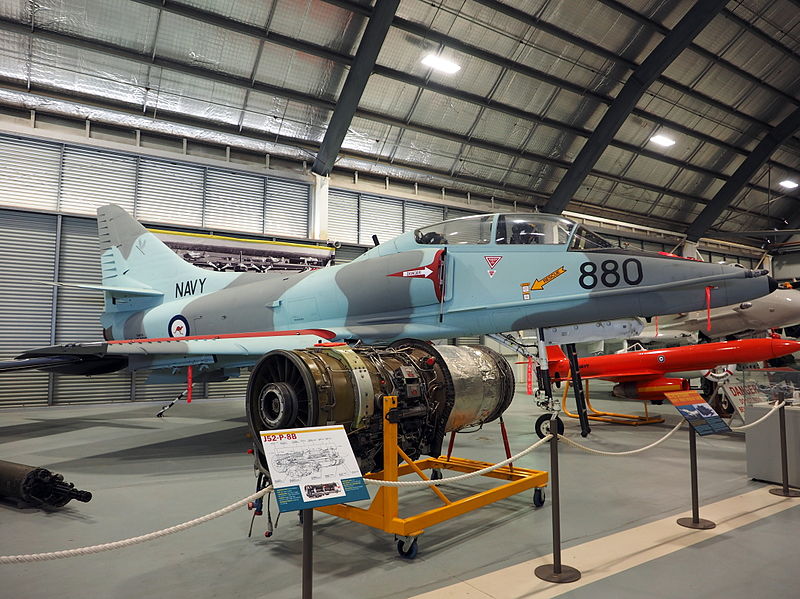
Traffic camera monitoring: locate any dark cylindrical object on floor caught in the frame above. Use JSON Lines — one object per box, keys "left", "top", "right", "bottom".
{"left": 0, "top": 460, "right": 92, "bottom": 508}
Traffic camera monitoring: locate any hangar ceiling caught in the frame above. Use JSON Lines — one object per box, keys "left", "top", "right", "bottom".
{"left": 0, "top": 0, "right": 798, "bottom": 250}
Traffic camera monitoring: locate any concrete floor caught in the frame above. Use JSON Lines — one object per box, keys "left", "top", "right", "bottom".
{"left": 1, "top": 385, "right": 798, "bottom": 599}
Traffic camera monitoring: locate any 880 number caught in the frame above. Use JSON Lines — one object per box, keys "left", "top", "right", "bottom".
{"left": 578, "top": 259, "right": 643, "bottom": 289}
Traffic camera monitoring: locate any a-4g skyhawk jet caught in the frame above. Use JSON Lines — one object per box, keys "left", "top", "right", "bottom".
{"left": 0, "top": 205, "right": 777, "bottom": 464}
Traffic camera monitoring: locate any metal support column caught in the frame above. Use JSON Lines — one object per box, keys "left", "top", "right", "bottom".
{"left": 535, "top": 431, "right": 581, "bottom": 583}
{"left": 677, "top": 426, "right": 715, "bottom": 529}
{"left": 769, "top": 405, "right": 800, "bottom": 497}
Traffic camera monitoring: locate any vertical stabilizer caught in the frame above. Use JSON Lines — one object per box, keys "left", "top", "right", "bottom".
{"left": 96, "top": 205, "right": 237, "bottom": 303}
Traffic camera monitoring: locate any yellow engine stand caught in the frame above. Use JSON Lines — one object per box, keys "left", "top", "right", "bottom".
{"left": 560, "top": 376, "right": 664, "bottom": 426}
{"left": 317, "top": 396, "right": 548, "bottom": 538}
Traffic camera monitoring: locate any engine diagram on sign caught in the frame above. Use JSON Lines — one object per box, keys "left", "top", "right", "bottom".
{"left": 271, "top": 444, "right": 346, "bottom": 481}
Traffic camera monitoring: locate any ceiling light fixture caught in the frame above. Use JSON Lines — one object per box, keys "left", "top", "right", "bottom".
{"left": 779, "top": 179, "right": 798, "bottom": 189}
{"left": 421, "top": 54, "right": 461, "bottom": 74}
{"left": 649, "top": 134, "right": 676, "bottom": 147}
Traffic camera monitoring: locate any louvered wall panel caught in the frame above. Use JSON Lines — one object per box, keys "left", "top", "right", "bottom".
{"left": 0, "top": 210, "right": 56, "bottom": 407}
{"left": 359, "top": 194, "right": 403, "bottom": 245}
{"left": 265, "top": 178, "right": 309, "bottom": 238}
{"left": 133, "top": 373, "right": 187, "bottom": 402}
{"left": 60, "top": 146, "right": 137, "bottom": 216}
{"left": 136, "top": 158, "right": 204, "bottom": 226}
{"left": 206, "top": 373, "right": 249, "bottom": 399}
{"left": 446, "top": 208, "right": 479, "bottom": 219}
{"left": 53, "top": 216, "right": 132, "bottom": 404}
{"left": 328, "top": 188, "right": 359, "bottom": 244}
{"left": 205, "top": 169, "right": 264, "bottom": 234}
{"left": 0, "top": 135, "right": 60, "bottom": 212}
{"left": 404, "top": 202, "right": 445, "bottom": 232}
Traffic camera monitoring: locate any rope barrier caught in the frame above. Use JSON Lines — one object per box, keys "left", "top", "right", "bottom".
{"left": 0, "top": 486, "right": 273, "bottom": 564}
{"left": 1, "top": 401, "right": 785, "bottom": 564}
{"left": 364, "top": 434, "right": 553, "bottom": 487}
{"left": 729, "top": 400, "right": 785, "bottom": 431}
{"left": 558, "top": 420, "right": 685, "bottom": 456}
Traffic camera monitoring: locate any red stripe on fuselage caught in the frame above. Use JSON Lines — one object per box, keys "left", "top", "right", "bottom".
{"left": 108, "top": 329, "right": 337, "bottom": 344}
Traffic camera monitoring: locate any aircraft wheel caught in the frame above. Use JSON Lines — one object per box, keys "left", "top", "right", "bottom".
{"left": 535, "top": 414, "right": 564, "bottom": 439}
{"left": 397, "top": 537, "right": 419, "bottom": 559}
{"left": 533, "top": 487, "right": 546, "bottom": 508}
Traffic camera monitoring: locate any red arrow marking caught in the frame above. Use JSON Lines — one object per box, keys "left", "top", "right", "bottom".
{"left": 387, "top": 249, "right": 446, "bottom": 301}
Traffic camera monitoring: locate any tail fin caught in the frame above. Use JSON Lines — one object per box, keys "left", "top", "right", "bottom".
{"left": 97, "top": 205, "right": 233, "bottom": 306}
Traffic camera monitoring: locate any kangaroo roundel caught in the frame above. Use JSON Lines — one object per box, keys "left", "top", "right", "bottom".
{"left": 168, "top": 315, "right": 190, "bottom": 338}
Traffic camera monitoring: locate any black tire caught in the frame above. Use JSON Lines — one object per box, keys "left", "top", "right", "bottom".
{"left": 430, "top": 469, "right": 443, "bottom": 480}
{"left": 533, "top": 487, "right": 545, "bottom": 508}
{"left": 535, "top": 414, "right": 564, "bottom": 439}
{"left": 397, "top": 538, "right": 419, "bottom": 559}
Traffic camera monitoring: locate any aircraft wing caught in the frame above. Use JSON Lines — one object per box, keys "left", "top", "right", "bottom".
{"left": 0, "top": 329, "right": 341, "bottom": 376}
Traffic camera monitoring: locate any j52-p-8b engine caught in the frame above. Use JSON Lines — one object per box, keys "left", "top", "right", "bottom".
{"left": 246, "top": 340, "right": 514, "bottom": 473}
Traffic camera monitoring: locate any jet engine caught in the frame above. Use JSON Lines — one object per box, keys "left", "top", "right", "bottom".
{"left": 246, "top": 340, "right": 514, "bottom": 473}
{"left": 612, "top": 376, "right": 690, "bottom": 402}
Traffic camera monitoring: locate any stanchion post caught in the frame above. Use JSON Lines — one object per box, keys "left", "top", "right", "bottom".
{"left": 302, "top": 508, "right": 313, "bottom": 599}
{"left": 677, "top": 426, "right": 715, "bottom": 529}
{"left": 769, "top": 404, "right": 800, "bottom": 498}
{"left": 535, "top": 430, "right": 581, "bottom": 583}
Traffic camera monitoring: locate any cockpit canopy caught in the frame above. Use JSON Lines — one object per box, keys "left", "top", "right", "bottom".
{"left": 414, "top": 213, "right": 613, "bottom": 250}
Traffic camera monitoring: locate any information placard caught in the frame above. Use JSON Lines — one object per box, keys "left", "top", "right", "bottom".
{"left": 665, "top": 390, "right": 731, "bottom": 435}
{"left": 260, "top": 425, "right": 370, "bottom": 512}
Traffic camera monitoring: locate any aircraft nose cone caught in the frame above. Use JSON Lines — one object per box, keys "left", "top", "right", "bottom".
{"left": 771, "top": 338, "right": 800, "bottom": 357}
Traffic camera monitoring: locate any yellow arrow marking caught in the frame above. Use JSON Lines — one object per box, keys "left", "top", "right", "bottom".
{"left": 531, "top": 266, "right": 566, "bottom": 290}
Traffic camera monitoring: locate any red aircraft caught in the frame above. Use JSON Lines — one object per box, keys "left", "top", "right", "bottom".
{"left": 546, "top": 337, "right": 800, "bottom": 402}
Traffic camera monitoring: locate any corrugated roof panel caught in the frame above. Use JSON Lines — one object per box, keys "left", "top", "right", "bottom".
{"left": 490, "top": 70, "right": 560, "bottom": 117}
{"left": 150, "top": 71, "right": 246, "bottom": 125}
{"left": 240, "top": 91, "right": 289, "bottom": 134}
{"left": 433, "top": 1, "right": 534, "bottom": 61}
{"left": 522, "top": 123, "right": 575, "bottom": 159}
{"left": 409, "top": 91, "right": 482, "bottom": 138}
{"left": 452, "top": 146, "right": 516, "bottom": 182}
{"left": 0, "top": 0, "right": 27, "bottom": 20}
{"left": 30, "top": 40, "right": 148, "bottom": 106}
{"left": 540, "top": 0, "right": 651, "bottom": 58}
{"left": 344, "top": 117, "right": 401, "bottom": 157}
{"left": 469, "top": 113, "right": 532, "bottom": 150}
{"left": 156, "top": 12, "right": 260, "bottom": 78}
{"left": 270, "top": 0, "right": 364, "bottom": 54}
{"left": 360, "top": 75, "right": 420, "bottom": 119}
{"left": 275, "top": 101, "right": 330, "bottom": 143}
{"left": 34, "top": 0, "right": 158, "bottom": 53}
{"left": 255, "top": 45, "right": 344, "bottom": 102}
{"left": 179, "top": 0, "right": 275, "bottom": 28}
{"left": 623, "top": 155, "right": 681, "bottom": 189}
{"left": 690, "top": 13, "right": 738, "bottom": 55}
{"left": 670, "top": 169, "right": 719, "bottom": 199}
{"left": 0, "top": 30, "right": 28, "bottom": 83}
{"left": 377, "top": 28, "right": 503, "bottom": 98}
{"left": 390, "top": 130, "right": 463, "bottom": 170}
{"left": 637, "top": 87, "right": 754, "bottom": 149}
{"left": 719, "top": 32, "right": 788, "bottom": 86}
